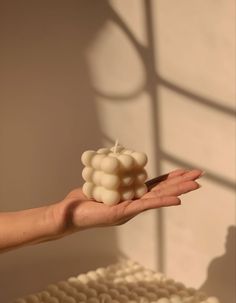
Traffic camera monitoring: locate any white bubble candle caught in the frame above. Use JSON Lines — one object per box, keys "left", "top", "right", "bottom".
{"left": 81, "top": 140, "right": 148, "bottom": 205}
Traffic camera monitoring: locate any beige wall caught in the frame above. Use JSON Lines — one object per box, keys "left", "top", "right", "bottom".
{"left": 0, "top": 1, "right": 235, "bottom": 303}
{"left": 87, "top": 0, "right": 236, "bottom": 302}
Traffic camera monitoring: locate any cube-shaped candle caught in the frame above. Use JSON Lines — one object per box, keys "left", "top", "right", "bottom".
{"left": 81, "top": 143, "right": 148, "bottom": 205}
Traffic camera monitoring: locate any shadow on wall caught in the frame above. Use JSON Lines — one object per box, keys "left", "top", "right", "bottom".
{"left": 199, "top": 226, "right": 236, "bottom": 303}
{"left": 92, "top": 0, "right": 236, "bottom": 274}
{"left": 0, "top": 1, "right": 120, "bottom": 302}
{"left": 88, "top": 0, "right": 236, "bottom": 299}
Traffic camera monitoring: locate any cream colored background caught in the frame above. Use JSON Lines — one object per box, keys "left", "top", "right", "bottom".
{"left": 0, "top": 1, "right": 235, "bottom": 303}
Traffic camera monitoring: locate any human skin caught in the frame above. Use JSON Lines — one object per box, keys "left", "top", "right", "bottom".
{"left": 0, "top": 169, "right": 203, "bottom": 253}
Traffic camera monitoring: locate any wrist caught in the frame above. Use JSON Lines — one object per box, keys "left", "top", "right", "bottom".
{"left": 23, "top": 204, "right": 62, "bottom": 245}
{"left": 41, "top": 204, "right": 62, "bottom": 239}
{"left": 48, "top": 199, "right": 76, "bottom": 239}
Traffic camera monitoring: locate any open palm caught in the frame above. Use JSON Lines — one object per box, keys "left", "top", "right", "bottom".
{"left": 54, "top": 169, "right": 202, "bottom": 235}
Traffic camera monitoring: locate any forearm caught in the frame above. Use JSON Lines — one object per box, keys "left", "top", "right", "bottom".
{"left": 0, "top": 204, "right": 59, "bottom": 253}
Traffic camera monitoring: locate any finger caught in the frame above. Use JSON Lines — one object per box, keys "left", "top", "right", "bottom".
{"left": 167, "top": 168, "right": 190, "bottom": 178}
{"left": 146, "top": 181, "right": 200, "bottom": 199}
{"left": 150, "top": 169, "right": 203, "bottom": 192}
{"left": 146, "top": 169, "right": 189, "bottom": 190}
{"left": 122, "top": 196, "right": 181, "bottom": 218}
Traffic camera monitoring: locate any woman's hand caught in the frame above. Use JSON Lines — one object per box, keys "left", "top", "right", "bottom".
{"left": 53, "top": 169, "right": 203, "bottom": 237}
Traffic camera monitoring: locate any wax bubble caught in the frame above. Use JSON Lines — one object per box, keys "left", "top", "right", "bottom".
{"left": 96, "top": 268, "right": 107, "bottom": 277}
{"left": 58, "top": 281, "right": 70, "bottom": 290}
{"left": 121, "top": 188, "right": 135, "bottom": 200}
{"left": 14, "top": 299, "right": 27, "bottom": 303}
{"left": 67, "top": 277, "right": 77, "bottom": 283}
{"left": 88, "top": 298, "right": 100, "bottom": 303}
{"left": 97, "top": 148, "right": 110, "bottom": 154}
{"left": 99, "top": 293, "right": 112, "bottom": 302}
{"left": 39, "top": 291, "right": 51, "bottom": 300}
{"left": 122, "top": 149, "right": 133, "bottom": 155}
{"left": 125, "top": 275, "right": 137, "bottom": 283}
{"left": 25, "top": 295, "right": 40, "bottom": 303}
{"left": 102, "top": 189, "right": 120, "bottom": 205}
{"left": 75, "top": 293, "right": 87, "bottom": 301}
{"left": 81, "top": 151, "right": 95, "bottom": 166}
{"left": 116, "top": 285, "right": 129, "bottom": 295}
{"left": 121, "top": 174, "right": 134, "bottom": 186}
{"left": 91, "top": 154, "right": 106, "bottom": 170}
{"left": 206, "top": 297, "right": 220, "bottom": 303}
{"left": 178, "top": 290, "right": 189, "bottom": 297}
{"left": 77, "top": 274, "right": 90, "bottom": 283}
{"left": 110, "top": 145, "right": 124, "bottom": 153}
{"left": 132, "top": 152, "right": 147, "bottom": 167}
{"left": 108, "top": 288, "right": 120, "bottom": 299}
{"left": 165, "top": 278, "right": 175, "bottom": 285}
{"left": 153, "top": 272, "right": 165, "bottom": 281}
{"left": 47, "top": 284, "right": 59, "bottom": 296}
{"left": 86, "top": 288, "right": 97, "bottom": 297}
{"left": 157, "top": 289, "right": 169, "bottom": 298}
{"left": 92, "top": 171, "right": 103, "bottom": 185}
{"left": 63, "top": 298, "right": 76, "bottom": 303}
{"left": 118, "top": 155, "right": 134, "bottom": 170}
{"left": 167, "top": 285, "right": 178, "bottom": 294}
{"left": 135, "top": 287, "right": 147, "bottom": 296}
{"left": 146, "top": 292, "right": 158, "bottom": 301}
{"left": 195, "top": 291, "right": 207, "bottom": 300}
{"left": 139, "top": 297, "right": 149, "bottom": 303}
{"left": 134, "top": 184, "right": 148, "bottom": 198}
{"left": 186, "top": 288, "right": 196, "bottom": 295}
{"left": 47, "top": 284, "right": 59, "bottom": 291}
{"left": 82, "top": 167, "right": 94, "bottom": 181}
{"left": 135, "top": 170, "right": 148, "bottom": 183}
{"left": 90, "top": 283, "right": 108, "bottom": 293}
{"left": 87, "top": 271, "right": 99, "bottom": 280}
{"left": 129, "top": 293, "right": 139, "bottom": 301}
{"left": 82, "top": 182, "right": 94, "bottom": 199}
{"left": 117, "top": 294, "right": 129, "bottom": 303}
{"left": 170, "top": 295, "right": 182, "bottom": 303}
{"left": 108, "top": 153, "right": 119, "bottom": 157}
{"left": 66, "top": 287, "right": 78, "bottom": 296}
{"left": 93, "top": 186, "right": 103, "bottom": 202}
{"left": 101, "top": 174, "right": 120, "bottom": 190}
{"left": 175, "top": 282, "right": 185, "bottom": 290}
{"left": 157, "top": 298, "right": 170, "bottom": 303}
{"left": 101, "top": 156, "right": 119, "bottom": 173}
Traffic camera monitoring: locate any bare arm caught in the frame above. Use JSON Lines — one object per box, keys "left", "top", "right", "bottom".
{"left": 0, "top": 169, "right": 203, "bottom": 253}
{"left": 0, "top": 205, "right": 58, "bottom": 252}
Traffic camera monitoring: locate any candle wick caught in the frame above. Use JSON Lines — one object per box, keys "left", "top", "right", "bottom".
{"left": 114, "top": 139, "right": 119, "bottom": 153}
